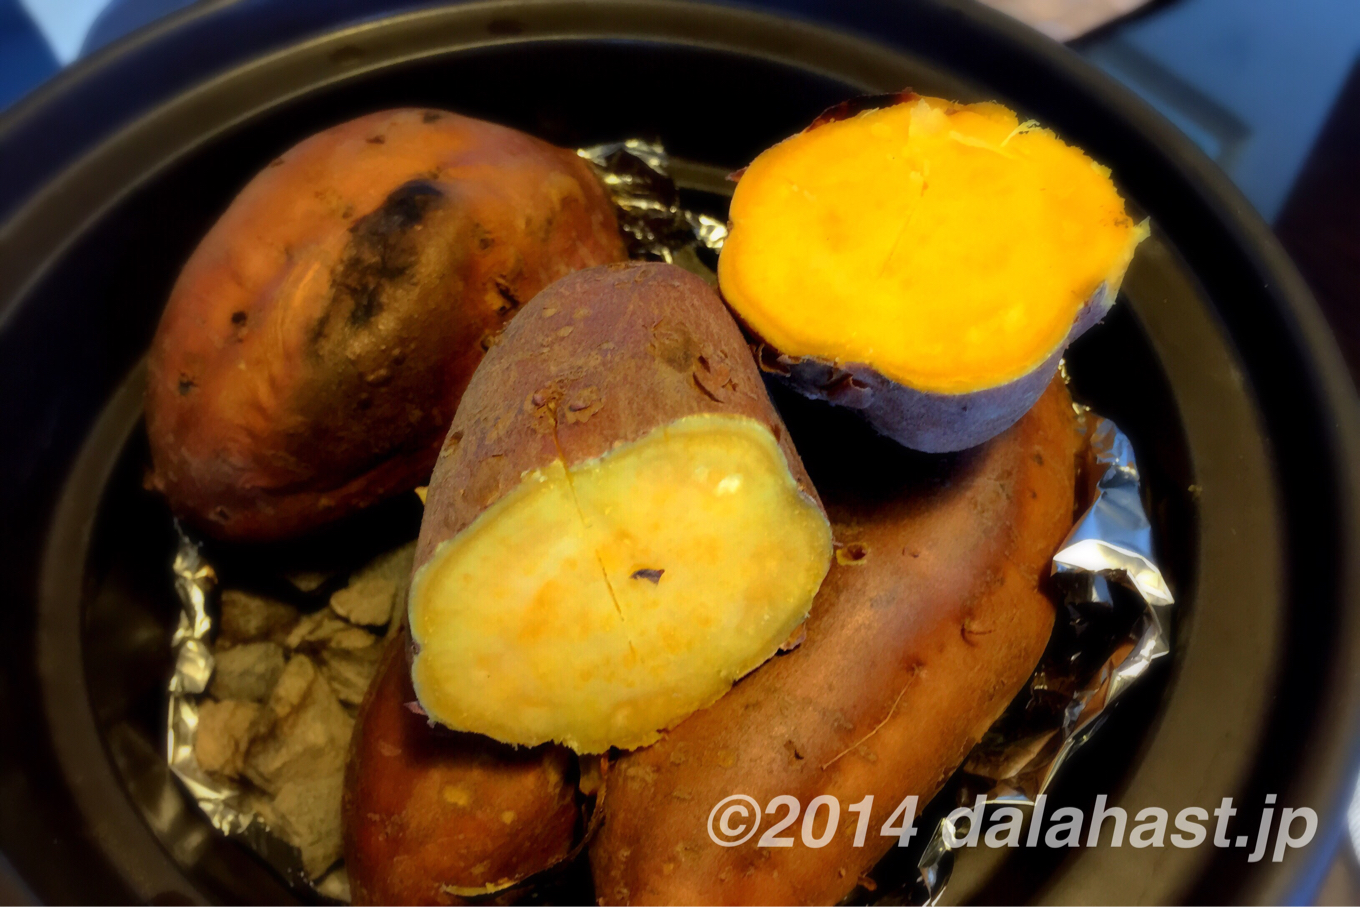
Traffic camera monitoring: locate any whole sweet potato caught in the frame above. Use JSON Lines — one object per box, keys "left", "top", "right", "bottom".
{"left": 590, "top": 378, "right": 1084, "bottom": 905}
{"left": 410, "top": 262, "right": 832, "bottom": 754}
{"left": 343, "top": 634, "right": 580, "bottom": 905}
{"left": 146, "top": 109, "right": 625, "bottom": 541}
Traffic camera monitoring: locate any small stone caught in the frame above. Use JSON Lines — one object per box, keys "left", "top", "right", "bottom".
{"left": 330, "top": 542, "right": 416, "bottom": 627}
{"left": 195, "top": 699, "right": 263, "bottom": 777}
{"left": 328, "top": 626, "right": 380, "bottom": 651}
{"left": 319, "top": 644, "right": 385, "bottom": 706}
{"left": 219, "top": 590, "right": 299, "bottom": 646}
{"left": 245, "top": 655, "right": 353, "bottom": 795}
{"left": 283, "top": 570, "right": 331, "bottom": 593}
{"left": 316, "top": 866, "right": 351, "bottom": 902}
{"left": 209, "top": 642, "right": 285, "bottom": 702}
{"left": 272, "top": 773, "right": 345, "bottom": 879}
{"left": 283, "top": 609, "right": 352, "bottom": 650}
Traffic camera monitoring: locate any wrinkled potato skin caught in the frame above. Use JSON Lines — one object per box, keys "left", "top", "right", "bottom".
{"left": 146, "top": 109, "right": 625, "bottom": 541}
{"left": 414, "top": 261, "right": 819, "bottom": 572}
{"left": 343, "top": 635, "right": 579, "bottom": 906}
{"left": 590, "top": 379, "right": 1084, "bottom": 905}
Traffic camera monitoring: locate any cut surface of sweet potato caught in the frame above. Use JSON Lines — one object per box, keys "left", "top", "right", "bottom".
{"left": 721, "top": 95, "right": 1143, "bottom": 394}
{"left": 412, "top": 412, "right": 830, "bottom": 754}
{"left": 410, "top": 262, "right": 831, "bottom": 754}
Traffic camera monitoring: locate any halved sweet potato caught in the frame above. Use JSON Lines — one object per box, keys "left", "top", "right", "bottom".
{"left": 410, "top": 262, "right": 832, "bottom": 754}
{"left": 146, "top": 109, "right": 625, "bottom": 541}
{"left": 590, "top": 378, "right": 1085, "bottom": 905}
{"left": 719, "top": 93, "right": 1144, "bottom": 452}
{"left": 343, "top": 635, "right": 580, "bottom": 905}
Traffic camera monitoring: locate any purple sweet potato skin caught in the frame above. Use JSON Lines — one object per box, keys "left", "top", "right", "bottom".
{"left": 589, "top": 379, "right": 1085, "bottom": 906}
{"left": 413, "top": 261, "right": 820, "bottom": 574}
{"left": 752, "top": 282, "right": 1113, "bottom": 453}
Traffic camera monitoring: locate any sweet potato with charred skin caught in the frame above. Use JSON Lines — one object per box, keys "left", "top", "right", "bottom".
{"left": 146, "top": 109, "right": 625, "bottom": 541}
{"left": 410, "top": 262, "right": 832, "bottom": 754}
{"left": 343, "top": 634, "right": 580, "bottom": 905}
{"left": 589, "top": 378, "right": 1084, "bottom": 906}
{"left": 719, "top": 93, "right": 1143, "bottom": 452}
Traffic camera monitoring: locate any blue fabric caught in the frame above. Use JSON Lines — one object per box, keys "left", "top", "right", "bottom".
{"left": 0, "top": 0, "right": 59, "bottom": 112}
{"left": 81, "top": 0, "right": 196, "bottom": 56}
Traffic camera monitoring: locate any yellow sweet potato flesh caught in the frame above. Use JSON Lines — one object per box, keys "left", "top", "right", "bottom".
{"left": 410, "top": 413, "right": 832, "bottom": 753}
{"left": 719, "top": 96, "right": 1144, "bottom": 393}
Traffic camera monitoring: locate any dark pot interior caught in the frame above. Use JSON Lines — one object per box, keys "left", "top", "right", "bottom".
{"left": 1, "top": 1, "right": 1357, "bottom": 904}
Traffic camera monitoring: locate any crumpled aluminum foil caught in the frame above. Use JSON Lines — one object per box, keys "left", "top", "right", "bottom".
{"left": 166, "top": 525, "right": 330, "bottom": 897}
{"left": 165, "top": 138, "right": 1173, "bottom": 906}
{"left": 578, "top": 139, "right": 728, "bottom": 274}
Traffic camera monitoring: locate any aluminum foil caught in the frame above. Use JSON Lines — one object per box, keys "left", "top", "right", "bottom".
{"left": 166, "top": 525, "right": 329, "bottom": 897}
{"left": 165, "top": 138, "right": 1173, "bottom": 905}
{"left": 578, "top": 139, "right": 727, "bottom": 276}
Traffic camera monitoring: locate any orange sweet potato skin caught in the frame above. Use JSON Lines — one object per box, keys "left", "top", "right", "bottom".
{"left": 589, "top": 379, "right": 1084, "bottom": 906}
{"left": 146, "top": 109, "right": 625, "bottom": 541}
{"left": 414, "top": 261, "right": 819, "bottom": 573}
{"left": 343, "top": 635, "right": 579, "bottom": 906}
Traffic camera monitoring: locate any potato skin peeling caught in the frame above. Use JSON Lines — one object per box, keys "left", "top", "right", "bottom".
{"left": 719, "top": 94, "right": 1146, "bottom": 452}
{"left": 411, "top": 263, "right": 832, "bottom": 753}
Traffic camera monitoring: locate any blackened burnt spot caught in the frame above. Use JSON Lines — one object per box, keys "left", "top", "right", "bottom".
{"left": 366, "top": 135, "right": 386, "bottom": 145}
{"left": 422, "top": 111, "right": 444, "bottom": 124}
{"left": 366, "top": 180, "right": 444, "bottom": 234}
{"left": 230, "top": 311, "right": 247, "bottom": 326}
{"left": 177, "top": 375, "right": 197, "bottom": 395}
{"left": 494, "top": 279, "right": 523, "bottom": 315}
{"left": 315, "top": 180, "right": 448, "bottom": 340}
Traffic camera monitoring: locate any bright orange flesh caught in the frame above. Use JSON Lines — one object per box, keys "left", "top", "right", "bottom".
{"left": 719, "top": 97, "right": 1145, "bottom": 393}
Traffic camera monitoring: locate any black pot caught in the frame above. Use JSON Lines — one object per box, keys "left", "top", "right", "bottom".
{"left": 2, "top": 1, "right": 1358, "bottom": 903}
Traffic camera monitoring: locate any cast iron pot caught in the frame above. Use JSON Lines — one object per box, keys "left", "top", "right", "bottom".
{"left": 1, "top": 0, "right": 1358, "bottom": 903}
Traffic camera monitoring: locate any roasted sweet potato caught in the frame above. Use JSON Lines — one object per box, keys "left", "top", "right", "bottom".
{"left": 590, "top": 379, "right": 1084, "bottom": 905}
{"left": 719, "top": 93, "right": 1144, "bottom": 452}
{"left": 343, "top": 634, "right": 580, "bottom": 905}
{"left": 410, "top": 262, "right": 832, "bottom": 753}
{"left": 146, "top": 109, "right": 625, "bottom": 541}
